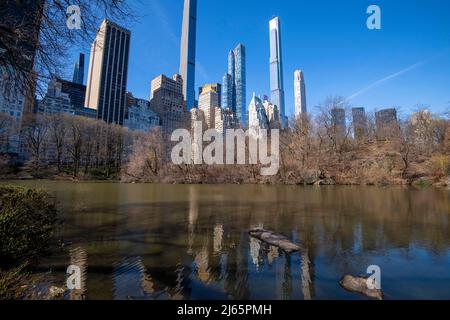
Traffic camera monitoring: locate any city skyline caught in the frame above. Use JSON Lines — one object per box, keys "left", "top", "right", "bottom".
{"left": 65, "top": 0, "right": 450, "bottom": 117}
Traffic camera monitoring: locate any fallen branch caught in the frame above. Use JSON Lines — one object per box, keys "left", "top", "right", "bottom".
{"left": 340, "top": 275, "right": 383, "bottom": 300}
{"left": 248, "top": 228, "right": 302, "bottom": 254}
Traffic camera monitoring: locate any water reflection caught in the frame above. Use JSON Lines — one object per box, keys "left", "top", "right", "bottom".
{"left": 6, "top": 181, "right": 449, "bottom": 300}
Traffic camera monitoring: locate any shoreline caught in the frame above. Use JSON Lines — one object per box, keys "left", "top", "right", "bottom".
{"left": 1, "top": 175, "right": 449, "bottom": 189}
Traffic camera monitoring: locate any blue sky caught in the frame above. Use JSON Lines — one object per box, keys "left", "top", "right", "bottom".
{"left": 71, "top": 0, "right": 450, "bottom": 117}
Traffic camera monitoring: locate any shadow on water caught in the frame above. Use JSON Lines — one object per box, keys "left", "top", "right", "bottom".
{"left": 4, "top": 181, "right": 450, "bottom": 300}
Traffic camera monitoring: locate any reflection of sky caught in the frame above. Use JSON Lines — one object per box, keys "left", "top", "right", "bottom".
{"left": 113, "top": 257, "right": 146, "bottom": 300}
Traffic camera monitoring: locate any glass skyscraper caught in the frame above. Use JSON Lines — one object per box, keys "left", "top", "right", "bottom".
{"left": 179, "top": 0, "right": 197, "bottom": 110}
{"left": 269, "top": 17, "right": 286, "bottom": 128}
{"left": 222, "top": 44, "right": 246, "bottom": 126}
{"left": 72, "top": 53, "right": 85, "bottom": 85}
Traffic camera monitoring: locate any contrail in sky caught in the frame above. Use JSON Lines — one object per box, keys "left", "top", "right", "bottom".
{"left": 347, "top": 49, "right": 449, "bottom": 101}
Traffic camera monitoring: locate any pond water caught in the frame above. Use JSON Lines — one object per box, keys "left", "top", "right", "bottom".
{"left": 5, "top": 181, "right": 450, "bottom": 300}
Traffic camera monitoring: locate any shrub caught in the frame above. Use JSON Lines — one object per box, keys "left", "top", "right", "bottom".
{"left": 0, "top": 186, "right": 57, "bottom": 267}
{"left": 429, "top": 155, "right": 450, "bottom": 178}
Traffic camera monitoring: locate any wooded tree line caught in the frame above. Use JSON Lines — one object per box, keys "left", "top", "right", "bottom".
{"left": 0, "top": 113, "right": 130, "bottom": 179}
{"left": 122, "top": 98, "right": 450, "bottom": 186}
{"left": 0, "top": 99, "right": 449, "bottom": 184}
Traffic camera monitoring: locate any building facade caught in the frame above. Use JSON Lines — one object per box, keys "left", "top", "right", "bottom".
{"left": 38, "top": 79, "right": 96, "bottom": 118}
{"left": 269, "top": 17, "right": 286, "bottom": 128}
{"left": 59, "top": 79, "right": 86, "bottom": 111}
{"left": 331, "top": 108, "right": 346, "bottom": 136}
{"left": 376, "top": 108, "right": 399, "bottom": 139}
{"left": 198, "top": 84, "right": 220, "bottom": 129}
{"left": 199, "top": 83, "right": 221, "bottom": 108}
{"left": 85, "top": 20, "right": 131, "bottom": 125}
{"left": 263, "top": 98, "right": 281, "bottom": 129}
{"left": 248, "top": 94, "right": 270, "bottom": 138}
{"left": 38, "top": 80, "right": 75, "bottom": 115}
{"left": 124, "top": 98, "right": 160, "bottom": 133}
{"left": 352, "top": 107, "right": 367, "bottom": 140}
{"left": 179, "top": 0, "right": 197, "bottom": 110}
{"left": 294, "top": 70, "right": 307, "bottom": 119}
{"left": 150, "top": 74, "right": 188, "bottom": 134}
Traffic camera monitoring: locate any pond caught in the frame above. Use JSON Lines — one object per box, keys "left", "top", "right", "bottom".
{"left": 5, "top": 181, "right": 450, "bottom": 300}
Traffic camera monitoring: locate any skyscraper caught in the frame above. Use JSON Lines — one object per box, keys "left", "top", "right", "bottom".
{"left": 294, "top": 70, "right": 307, "bottom": 119}
{"left": 248, "top": 93, "right": 270, "bottom": 138}
{"left": 85, "top": 20, "right": 131, "bottom": 125}
{"left": 179, "top": 0, "right": 197, "bottom": 110}
{"left": 332, "top": 108, "right": 346, "bottom": 137}
{"left": 199, "top": 83, "right": 221, "bottom": 108}
{"left": 150, "top": 74, "right": 188, "bottom": 133}
{"left": 269, "top": 17, "right": 286, "bottom": 128}
{"left": 375, "top": 108, "right": 399, "bottom": 139}
{"left": 233, "top": 44, "right": 246, "bottom": 126}
{"left": 72, "top": 53, "right": 85, "bottom": 85}
{"left": 222, "top": 73, "right": 233, "bottom": 110}
{"left": 198, "top": 84, "right": 219, "bottom": 129}
{"left": 352, "top": 107, "right": 367, "bottom": 140}
{"left": 222, "top": 44, "right": 246, "bottom": 126}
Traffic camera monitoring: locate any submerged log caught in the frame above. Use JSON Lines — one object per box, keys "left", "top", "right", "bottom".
{"left": 340, "top": 275, "right": 383, "bottom": 300}
{"left": 248, "top": 228, "right": 301, "bottom": 254}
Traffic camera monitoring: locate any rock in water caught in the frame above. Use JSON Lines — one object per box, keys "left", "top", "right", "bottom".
{"left": 248, "top": 228, "right": 301, "bottom": 254}
{"left": 46, "top": 286, "right": 66, "bottom": 300}
{"left": 340, "top": 275, "right": 383, "bottom": 300}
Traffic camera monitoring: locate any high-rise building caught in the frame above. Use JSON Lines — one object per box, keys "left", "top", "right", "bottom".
{"left": 150, "top": 74, "right": 187, "bottom": 133}
{"left": 85, "top": 20, "right": 131, "bottom": 126}
{"left": 179, "top": 0, "right": 197, "bottom": 110}
{"left": 59, "top": 79, "right": 86, "bottom": 111}
{"left": 37, "top": 80, "right": 75, "bottom": 115}
{"left": 72, "top": 53, "right": 85, "bottom": 85}
{"left": 199, "top": 83, "right": 221, "bottom": 108}
{"left": 294, "top": 70, "right": 307, "bottom": 119}
{"left": 248, "top": 93, "right": 270, "bottom": 138}
{"left": 228, "top": 51, "right": 236, "bottom": 109}
{"left": 214, "top": 107, "right": 236, "bottom": 135}
{"left": 352, "top": 107, "right": 367, "bottom": 140}
{"left": 263, "top": 97, "right": 281, "bottom": 129}
{"left": 269, "top": 17, "right": 286, "bottom": 128}
{"left": 331, "top": 108, "right": 346, "bottom": 136}
{"left": 37, "top": 79, "right": 96, "bottom": 119}
{"left": 376, "top": 108, "right": 399, "bottom": 139}
{"left": 124, "top": 97, "right": 160, "bottom": 133}
{"left": 198, "top": 84, "right": 220, "bottom": 129}
{"left": 222, "top": 44, "right": 246, "bottom": 126}
{"left": 222, "top": 74, "right": 233, "bottom": 110}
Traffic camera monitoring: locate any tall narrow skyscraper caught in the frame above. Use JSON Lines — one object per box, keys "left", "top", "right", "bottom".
{"left": 179, "top": 0, "right": 197, "bottom": 110}
{"left": 294, "top": 70, "right": 307, "bottom": 119}
{"left": 222, "top": 44, "right": 246, "bottom": 126}
{"left": 233, "top": 44, "right": 246, "bottom": 126}
{"left": 85, "top": 20, "right": 131, "bottom": 125}
{"left": 269, "top": 17, "right": 286, "bottom": 128}
{"left": 72, "top": 53, "right": 85, "bottom": 85}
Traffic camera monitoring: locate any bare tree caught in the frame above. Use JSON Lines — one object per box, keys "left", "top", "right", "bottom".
{"left": 47, "top": 113, "right": 68, "bottom": 173}
{"left": 0, "top": 0, "right": 136, "bottom": 98}
{"left": 21, "top": 115, "right": 49, "bottom": 174}
{"left": 66, "top": 116, "right": 85, "bottom": 178}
